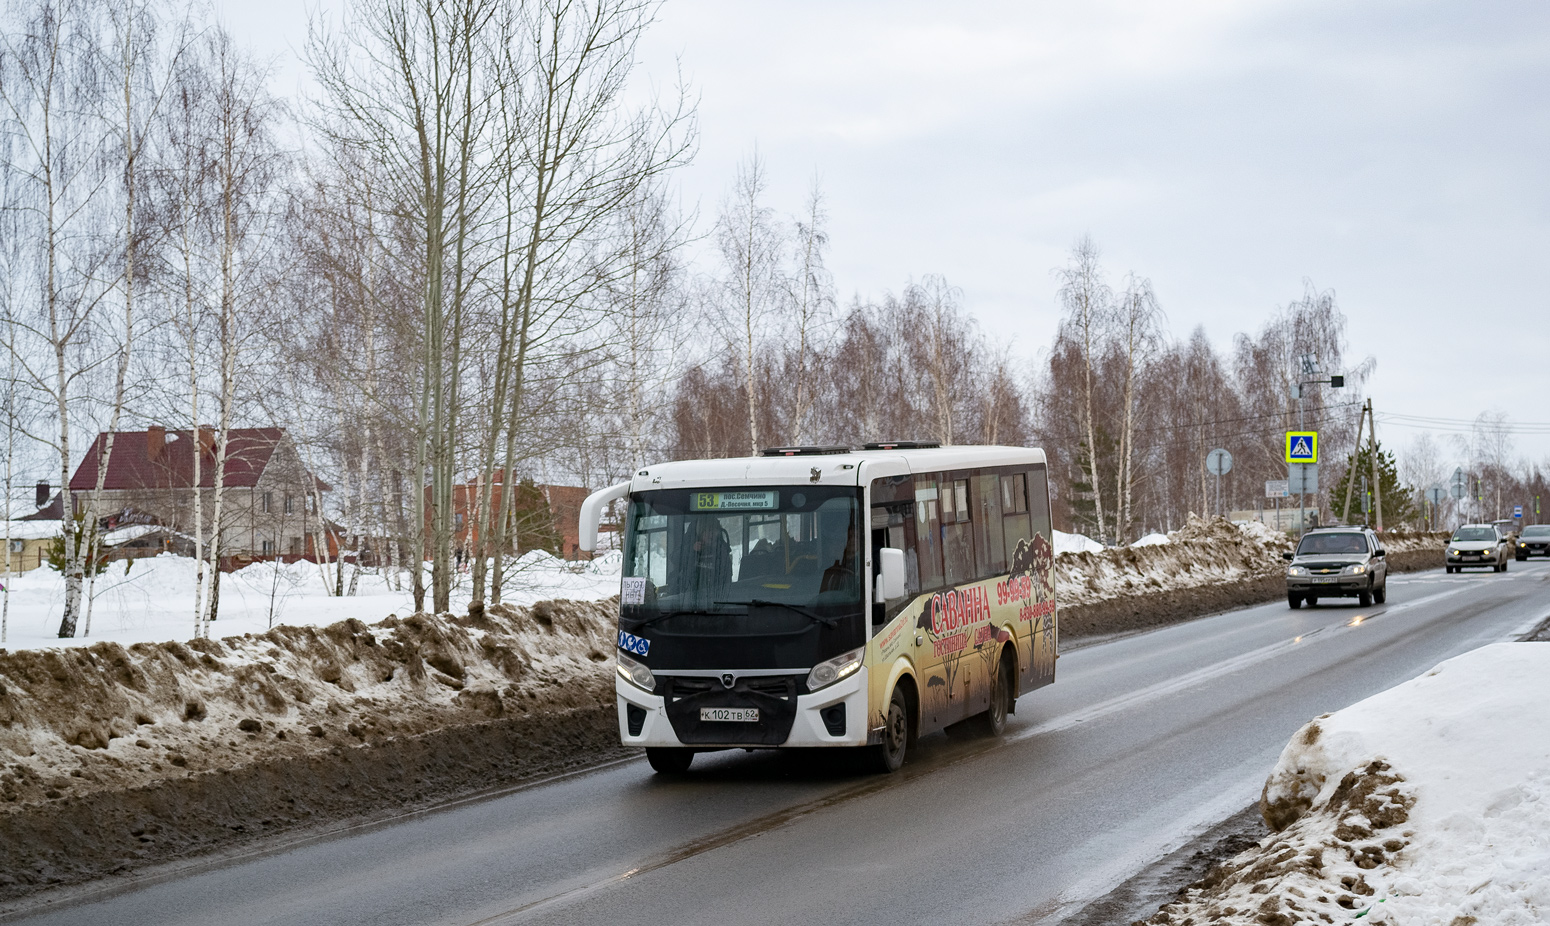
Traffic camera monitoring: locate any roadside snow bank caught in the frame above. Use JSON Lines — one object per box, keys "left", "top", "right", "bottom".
{"left": 1054, "top": 517, "right": 1287, "bottom": 608}
{"left": 1146, "top": 643, "right": 1550, "bottom": 925}
{"left": 0, "top": 599, "right": 618, "bottom": 809}
{"left": 1054, "top": 518, "right": 1444, "bottom": 610}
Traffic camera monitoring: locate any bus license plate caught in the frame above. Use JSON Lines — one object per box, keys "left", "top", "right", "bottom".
{"left": 700, "top": 707, "right": 758, "bottom": 723}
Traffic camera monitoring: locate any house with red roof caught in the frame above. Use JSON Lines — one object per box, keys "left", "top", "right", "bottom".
{"left": 65, "top": 427, "right": 335, "bottom": 567}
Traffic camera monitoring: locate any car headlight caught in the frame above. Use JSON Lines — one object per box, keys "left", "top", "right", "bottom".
{"left": 1287, "top": 566, "right": 1308, "bottom": 576}
{"left": 1450, "top": 549, "right": 1460, "bottom": 556}
{"left": 806, "top": 647, "right": 864, "bottom": 692}
{"left": 1521, "top": 542, "right": 1528, "bottom": 548}
{"left": 617, "top": 651, "right": 655, "bottom": 692}
{"left": 1344, "top": 564, "right": 1367, "bottom": 575}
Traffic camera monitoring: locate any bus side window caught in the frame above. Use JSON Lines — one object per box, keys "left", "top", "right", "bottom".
{"left": 942, "top": 477, "right": 975, "bottom": 586}
{"left": 973, "top": 474, "right": 1005, "bottom": 575}
{"left": 915, "top": 478, "right": 943, "bottom": 590}
{"left": 1028, "top": 468, "right": 1053, "bottom": 541}
{"left": 1002, "top": 471, "right": 1031, "bottom": 553}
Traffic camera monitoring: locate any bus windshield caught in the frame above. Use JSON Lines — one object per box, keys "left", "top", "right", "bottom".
{"left": 622, "top": 486, "right": 863, "bottom": 615}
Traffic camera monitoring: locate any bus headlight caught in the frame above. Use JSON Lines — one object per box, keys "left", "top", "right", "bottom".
{"left": 806, "top": 648, "right": 863, "bottom": 692}
{"left": 617, "top": 651, "right": 655, "bottom": 692}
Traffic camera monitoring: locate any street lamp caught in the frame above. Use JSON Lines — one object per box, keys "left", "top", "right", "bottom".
{"left": 1291, "top": 358, "right": 1344, "bottom": 531}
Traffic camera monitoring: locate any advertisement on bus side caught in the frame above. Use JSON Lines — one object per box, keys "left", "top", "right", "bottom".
{"left": 866, "top": 532, "right": 1057, "bottom": 738}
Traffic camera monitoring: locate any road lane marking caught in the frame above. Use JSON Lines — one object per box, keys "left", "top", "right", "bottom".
{"left": 1013, "top": 584, "right": 1473, "bottom": 745}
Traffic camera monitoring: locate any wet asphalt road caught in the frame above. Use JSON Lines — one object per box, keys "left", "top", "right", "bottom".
{"left": 10, "top": 561, "right": 1550, "bottom": 926}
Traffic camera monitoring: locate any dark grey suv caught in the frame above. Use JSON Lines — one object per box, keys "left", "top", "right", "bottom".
{"left": 1283, "top": 527, "right": 1389, "bottom": 608}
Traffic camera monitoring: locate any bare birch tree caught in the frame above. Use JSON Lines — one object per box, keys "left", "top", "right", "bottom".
{"left": 1055, "top": 236, "right": 1113, "bottom": 540}
{"left": 712, "top": 150, "right": 783, "bottom": 455}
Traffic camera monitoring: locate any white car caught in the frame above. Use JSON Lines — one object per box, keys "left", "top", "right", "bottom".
{"left": 1446, "top": 524, "right": 1511, "bottom": 573}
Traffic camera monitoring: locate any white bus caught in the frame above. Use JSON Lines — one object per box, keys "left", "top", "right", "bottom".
{"left": 579, "top": 442, "right": 1056, "bottom": 774}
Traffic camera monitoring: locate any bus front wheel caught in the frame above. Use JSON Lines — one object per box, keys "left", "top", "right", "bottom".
{"left": 646, "top": 747, "right": 694, "bottom": 775}
{"left": 871, "top": 685, "right": 913, "bottom": 773}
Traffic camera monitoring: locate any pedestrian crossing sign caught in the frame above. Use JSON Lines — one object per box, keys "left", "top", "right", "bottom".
{"left": 1285, "top": 431, "right": 1318, "bottom": 464}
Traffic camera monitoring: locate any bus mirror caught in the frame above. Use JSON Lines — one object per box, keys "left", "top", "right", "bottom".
{"left": 578, "top": 482, "right": 630, "bottom": 553}
{"left": 877, "top": 548, "right": 906, "bottom": 602}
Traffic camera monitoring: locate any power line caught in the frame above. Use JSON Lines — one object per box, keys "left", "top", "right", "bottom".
{"left": 1376, "top": 413, "right": 1550, "bottom": 436}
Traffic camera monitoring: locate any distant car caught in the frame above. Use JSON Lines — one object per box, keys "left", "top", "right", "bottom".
{"left": 1517, "top": 524, "right": 1550, "bottom": 560}
{"left": 1446, "top": 524, "right": 1511, "bottom": 573}
{"left": 1283, "top": 527, "right": 1389, "bottom": 608}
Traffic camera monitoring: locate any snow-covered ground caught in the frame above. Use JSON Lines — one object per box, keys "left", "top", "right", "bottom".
{"left": 0, "top": 551, "right": 622, "bottom": 651}
{"left": 1054, "top": 529, "right": 1106, "bottom": 554}
{"left": 1150, "top": 642, "right": 1550, "bottom": 924}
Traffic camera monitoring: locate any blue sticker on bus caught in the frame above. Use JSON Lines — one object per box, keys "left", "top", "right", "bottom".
{"left": 618, "top": 630, "right": 650, "bottom": 657}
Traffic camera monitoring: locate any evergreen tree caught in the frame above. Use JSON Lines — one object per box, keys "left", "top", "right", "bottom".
{"left": 1331, "top": 440, "right": 1417, "bottom": 528}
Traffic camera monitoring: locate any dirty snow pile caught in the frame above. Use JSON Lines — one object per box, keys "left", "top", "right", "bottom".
{"left": 1145, "top": 642, "right": 1550, "bottom": 925}
{"left": 0, "top": 598, "right": 619, "bottom": 809}
{"left": 1053, "top": 516, "right": 1292, "bottom": 608}
{"left": 0, "top": 550, "right": 622, "bottom": 652}
{"left": 1052, "top": 518, "right": 1445, "bottom": 609}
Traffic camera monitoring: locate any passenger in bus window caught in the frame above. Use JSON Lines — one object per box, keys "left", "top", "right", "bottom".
{"left": 820, "top": 521, "right": 859, "bottom": 595}
{"left": 679, "top": 521, "right": 732, "bottom": 597}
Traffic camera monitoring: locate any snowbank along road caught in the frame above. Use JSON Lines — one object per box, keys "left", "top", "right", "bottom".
{"left": 8, "top": 560, "right": 1547, "bottom": 926}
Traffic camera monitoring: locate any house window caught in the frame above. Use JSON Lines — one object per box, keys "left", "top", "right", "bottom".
{"left": 455, "top": 512, "right": 465, "bottom": 530}
{"left": 284, "top": 494, "right": 294, "bottom": 515}
{"left": 307, "top": 495, "right": 316, "bottom": 514}
{"left": 289, "top": 536, "right": 302, "bottom": 555}
{"left": 261, "top": 539, "right": 275, "bottom": 556}
{"left": 262, "top": 492, "right": 273, "bottom": 513}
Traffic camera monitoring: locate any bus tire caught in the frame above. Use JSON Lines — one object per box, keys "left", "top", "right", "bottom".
{"left": 646, "top": 747, "right": 694, "bottom": 775}
{"left": 971, "top": 649, "right": 1016, "bottom": 737}
{"left": 871, "top": 684, "right": 913, "bottom": 773}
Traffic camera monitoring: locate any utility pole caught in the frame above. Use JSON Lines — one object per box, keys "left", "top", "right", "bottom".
{"left": 1367, "top": 399, "right": 1383, "bottom": 531}
{"left": 1339, "top": 398, "right": 1382, "bottom": 530}
{"left": 1296, "top": 356, "right": 1343, "bottom": 532}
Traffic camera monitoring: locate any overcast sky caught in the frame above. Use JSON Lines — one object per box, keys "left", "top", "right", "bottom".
{"left": 223, "top": 0, "right": 1550, "bottom": 467}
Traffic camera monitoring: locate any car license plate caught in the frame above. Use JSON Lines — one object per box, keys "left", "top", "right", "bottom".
{"left": 1464, "top": 554, "right": 1479, "bottom": 560}
{"left": 700, "top": 707, "right": 758, "bottom": 723}
{"left": 1312, "top": 576, "right": 1338, "bottom": 584}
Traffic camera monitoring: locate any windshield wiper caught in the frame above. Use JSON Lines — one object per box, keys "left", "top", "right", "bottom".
{"left": 624, "top": 607, "right": 737, "bottom": 631}
{"left": 715, "top": 599, "right": 839, "bottom": 627}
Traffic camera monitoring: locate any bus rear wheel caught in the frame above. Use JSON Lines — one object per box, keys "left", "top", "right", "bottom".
{"left": 953, "top": 650, "right": 1015, "bottom": 738}
{"left": 646, "top": 747, "right": 694, "bottom": 775}
{"left": 871, "top": 685, "right": 912, "bottom": 773}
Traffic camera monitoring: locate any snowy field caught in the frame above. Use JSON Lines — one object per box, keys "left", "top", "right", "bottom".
{"left": 1154, "top": 642, "right": 1550, "bottom": 924}
{"left": 0, "top": 551, "right": 622, "bottom": 651}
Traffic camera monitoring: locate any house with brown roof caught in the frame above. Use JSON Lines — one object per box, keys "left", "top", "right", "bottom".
{"left": 65, "top": 427, "right": 334, "bottom": 567}
{"left": 444, "top": 473, "right": 597, "bottom": 560}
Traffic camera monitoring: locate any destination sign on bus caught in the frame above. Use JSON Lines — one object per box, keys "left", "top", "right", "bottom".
{"left": 691, "top": 490, "right": 778, "bottom": 511}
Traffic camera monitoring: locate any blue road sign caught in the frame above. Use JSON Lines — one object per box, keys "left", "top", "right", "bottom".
{"left": 1515, "top": 505, "right": 1523, "bottom": 519}
{"left": 1285, "top": 431, "right": 1318, "bottom": 464}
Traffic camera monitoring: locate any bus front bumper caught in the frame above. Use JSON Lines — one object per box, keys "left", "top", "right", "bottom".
{"left": 616, "top": 666, "right": 870, "bottom": 749}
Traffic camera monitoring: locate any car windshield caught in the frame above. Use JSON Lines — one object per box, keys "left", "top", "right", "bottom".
{"left": 1521, "top": 525, "right": 1550, "bottom": 537}
{"left": 622, "top": 485, "right": 863, "bottom": 615}
{"left": 1452, "top": 527, "right": 1496, "bottom": 542}
{"left": 1296, "top": 532, "right": 1368, "bottom": 555}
